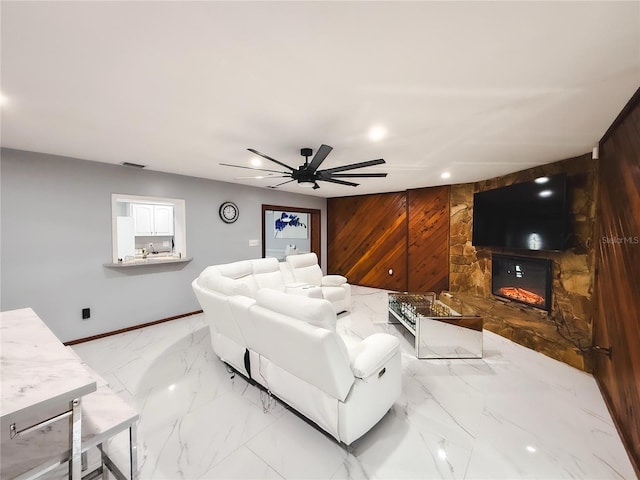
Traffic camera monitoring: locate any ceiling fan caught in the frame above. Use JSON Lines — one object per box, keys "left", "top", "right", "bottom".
{"left": 220, "top": 144, "right": 387, "bottom": 190}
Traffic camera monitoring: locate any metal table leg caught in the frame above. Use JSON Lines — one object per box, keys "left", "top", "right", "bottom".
{"left": 130, "top": 423, "right": 138, "bottom": 480}
{"left": 69, "top": 398, "right": 82, "bottom": 479}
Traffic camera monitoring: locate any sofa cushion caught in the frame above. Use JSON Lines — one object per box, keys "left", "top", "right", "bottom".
{"left": 251, "top": 257, "right": 281, "bottom": 274}
{"left": 217, "top": 260, "right": 253, "bottom": 279}
{"left": 256, "top": 289, "right": 336, "bottom": 331}
{"left": 286, "top": 253, "right": 323, "bottom": 286}
{"left": 322, "top": 274, "right": 348, "bottom": 287}
{"left": 279, "top": 261, "right": 296, "bottom": 284}
{"left": 192, "top": 279, "right": 247, "bottom": 347}
{"left": 286, "top": 252, "right": 319, "bottom": 269}
{"left": 199, "top": 262, "right": 258, "bottom": 298}
{"left": 321, "top": 286, "right": 346, "bottom": 304}
{"left": 206, "top": 274, "right": 254, "bottom": 297}
{"left": 252, "top": 258, "right": 286, "bottom": 291}
{"left": 237, "top": 275, "right": 259, "bottom": 297}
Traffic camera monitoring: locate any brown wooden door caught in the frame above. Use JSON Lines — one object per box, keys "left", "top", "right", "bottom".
{"left": 593, "top": 89, "right": 640, "bottom": 475}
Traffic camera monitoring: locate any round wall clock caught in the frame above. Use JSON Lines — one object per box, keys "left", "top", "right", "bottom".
{"left": 219, "top": 201, "right": 239, "bottom": 223}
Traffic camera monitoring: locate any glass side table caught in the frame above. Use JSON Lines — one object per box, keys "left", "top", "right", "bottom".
{"left": 388, "top": 292, "right": 483, "bottom": 359}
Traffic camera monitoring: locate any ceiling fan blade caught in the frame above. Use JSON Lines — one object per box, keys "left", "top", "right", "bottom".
{"left": 320, "top": 177, "right": 359, "bottom": 187}
{"left": 320, "top": 158, "right": 386, "bottom": 174}
{"left": 306, "top": 144, "right": 333, "bottom": 173}
{"left": 248, "top": 148, "right": 295, "bottom": 171}
{"left": 329, "top": 173, "right": 388, "bottom": 178}
{"left": 268, "top": 179, "right": 296, "bottom": 188}
{"left": 220, "top": 163, "right": 288, "bottom": 175}
{"left": 235, "top": 175, "right": 289, "bottom": 179}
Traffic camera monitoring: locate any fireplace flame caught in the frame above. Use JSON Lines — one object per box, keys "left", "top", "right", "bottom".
{"left": 497, "top": 287, "right": 545, "bottom": 306}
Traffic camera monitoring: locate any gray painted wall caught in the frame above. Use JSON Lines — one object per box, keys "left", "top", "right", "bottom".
{"left": 1, "top": 148, "right": 326, "bottom": 342}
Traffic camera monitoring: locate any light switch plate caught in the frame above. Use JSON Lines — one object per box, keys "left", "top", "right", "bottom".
{"left": 249, "top": 239, "right": 259, "bottom": 247}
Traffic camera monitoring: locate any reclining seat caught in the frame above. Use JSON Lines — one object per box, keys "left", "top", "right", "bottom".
{"left": 231, "top": 289, "right": 400, "bottom": 445}
{"left": 250, "top": 257, "right": 288, "bottom": 291}
{"left": 286, "top": 253, "right": 351, "bottom": 313}
{"left": 252, "top": 257, "right": 324, "bottom": 300}
{"left": 191, "top": 261, "right": 258, "bottom": 377}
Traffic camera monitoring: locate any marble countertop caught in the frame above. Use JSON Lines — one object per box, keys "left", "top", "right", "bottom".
{"left": 1, "top": 384, "right": 139, "bottom": 479}
{"left": 104, "top": 256, "right": 192, "bottom": 268}
{"left": 0, "top": 308, "right": 97, "bottom": 425}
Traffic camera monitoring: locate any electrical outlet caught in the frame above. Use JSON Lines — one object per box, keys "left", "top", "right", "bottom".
{"left": 82, "top": 308, "right": 90, "bottom": 319}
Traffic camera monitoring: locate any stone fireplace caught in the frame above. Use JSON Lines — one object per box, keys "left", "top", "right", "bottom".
{"left": 491, "top": 253, "right": 552, "bottom": 311}
{"left": 447, "top": 153, "right": 597, "bottom": 371}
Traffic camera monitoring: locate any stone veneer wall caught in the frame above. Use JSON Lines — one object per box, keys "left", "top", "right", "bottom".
{"left": 449, "top": 154, "right": 598, "bottom": 371}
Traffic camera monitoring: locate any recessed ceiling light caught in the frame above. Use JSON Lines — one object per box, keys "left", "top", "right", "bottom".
{"left": 539, "top": 190, "right": 553, "bottom": 197}
{"left": 534, "top": 176, "right": 549, "bottom": 184}
{"left": 441, "top": 172, "right": 451, "bottom": 179}
{"left": 368, "top": 125, "right": 387, "bottom": 142}
{"left": 250, "top": 157, "right": 262, "bottom": 167}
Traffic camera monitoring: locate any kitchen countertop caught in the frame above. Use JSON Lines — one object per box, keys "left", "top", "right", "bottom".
{"left": 104, "top": 256, "right": 192, "bottom": 268}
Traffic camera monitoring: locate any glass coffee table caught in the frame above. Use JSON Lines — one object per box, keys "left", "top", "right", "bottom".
{"left": 388, "top": 292, "right": 483, "bottom": 359}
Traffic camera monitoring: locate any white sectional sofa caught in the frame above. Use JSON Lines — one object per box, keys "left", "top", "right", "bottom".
{"left": 192, "top": 258, "right": 401, "bottom": 445}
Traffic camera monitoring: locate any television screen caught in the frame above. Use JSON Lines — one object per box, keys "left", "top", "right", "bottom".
{"left": 472, "top": 174, "right": 569, "bottom": 251}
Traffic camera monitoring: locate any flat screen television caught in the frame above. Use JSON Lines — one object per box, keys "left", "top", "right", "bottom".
{"left": 472, "top": 173, "right": 569, "bottom": 252}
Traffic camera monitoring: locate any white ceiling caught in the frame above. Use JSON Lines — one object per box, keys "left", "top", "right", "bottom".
{"left": 1, "top": 1, "right": 639, "bottom": 198}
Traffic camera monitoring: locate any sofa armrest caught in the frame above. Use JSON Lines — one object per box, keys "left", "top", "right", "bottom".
{"left": 348, "top": 333, "right": 400, "bottom": 379}
{"left": 322, "top": 275, "right": 348, "bottom": 287}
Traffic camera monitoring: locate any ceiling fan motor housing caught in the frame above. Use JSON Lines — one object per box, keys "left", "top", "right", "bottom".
{"left": 296, "top": 167, "right": 316, "bottom": 184}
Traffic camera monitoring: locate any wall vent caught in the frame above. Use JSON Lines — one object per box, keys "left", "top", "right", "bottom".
{"left": 121, "top": 162, "right": 146, "bottom": 168}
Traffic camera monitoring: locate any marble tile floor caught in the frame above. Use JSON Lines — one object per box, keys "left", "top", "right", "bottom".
{"left": 62, "top": 286, "right": 635, "bottom": 480}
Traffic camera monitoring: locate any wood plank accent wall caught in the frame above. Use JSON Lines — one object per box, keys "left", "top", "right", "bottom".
{"left": 327, "top": 187, "right": 451, "bottom": 292}
{"left": 407, "top": 186, "right": 450, "bottom": 293}
{"left": 594, "top": 87, "right": 640, "bottom": 476}
{"left": 327, "top": 192, "right": 407, "bottom": 291}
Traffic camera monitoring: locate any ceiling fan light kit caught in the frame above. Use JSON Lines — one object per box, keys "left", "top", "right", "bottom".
{"left": 221, "top": 144, "right": 387, "bottom": 190}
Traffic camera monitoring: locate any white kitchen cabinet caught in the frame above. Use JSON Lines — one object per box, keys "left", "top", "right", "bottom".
{"left": 152, "top": 205, "right": 174, "bottom": 235}
{"left": 132, "top": 204, "right": 153, "bottom": 235}
{"left": 132, "top": 204, "right": 174, "bottom": 236}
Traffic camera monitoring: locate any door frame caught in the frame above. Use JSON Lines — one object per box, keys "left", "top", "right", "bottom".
{"left": 262, "top": 204, "right": 321, "bottom": 264}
